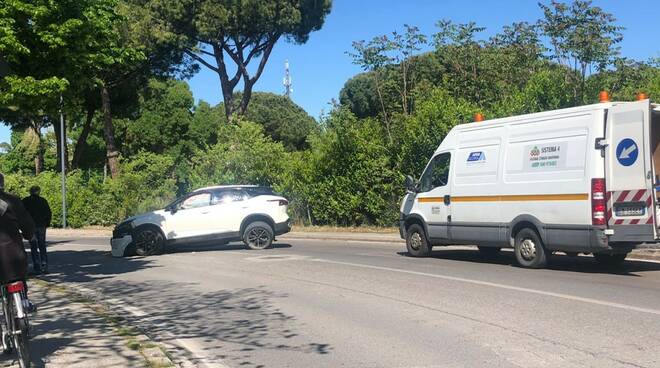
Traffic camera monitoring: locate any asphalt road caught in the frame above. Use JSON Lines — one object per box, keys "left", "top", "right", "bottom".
{"left": 38, "top": 235, "right": 660, "bottom": 368}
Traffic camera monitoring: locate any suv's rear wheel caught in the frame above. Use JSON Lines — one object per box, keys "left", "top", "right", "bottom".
{"left": 243, "top": 221, "right": 274, "bottom": 250}
{"left": 133, "top": 227, "right": 164, "bottom": 256}
{"left": 514, "top": 228, "right": 548, "bottom": 268}
{"left": 406, "top": 224, "right": 431, "bottom": 257}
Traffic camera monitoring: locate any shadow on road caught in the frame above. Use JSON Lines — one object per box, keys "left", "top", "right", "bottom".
{"left": 35, "top": 241, "right": 329, "bottom": 368}
{"left": 167, "top": 241, "right": 292, "bottom": 254}
{"left": 109, "top": 281, "right": 332, "bottom": 367}
{"left": 398, "top": 248, "right": 660, "bottom": 276}
{"left": 0, "top": 283, "right": 144, "bottom": 368}
{"left": 38, "top": 248, "right": 158, "bottom": 284}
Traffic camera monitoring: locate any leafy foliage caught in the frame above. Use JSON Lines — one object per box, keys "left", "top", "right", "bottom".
{"left": 2, "top": 0, "right": 659, "bottom": 229}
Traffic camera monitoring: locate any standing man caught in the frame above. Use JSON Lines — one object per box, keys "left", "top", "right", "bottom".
{"left": 22, "top": 186, "right": 51, "bottom": 274}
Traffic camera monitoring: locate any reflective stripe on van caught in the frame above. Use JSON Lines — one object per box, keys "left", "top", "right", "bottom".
{"left": 607, "top": 189, "right": 654, "bottom": 225}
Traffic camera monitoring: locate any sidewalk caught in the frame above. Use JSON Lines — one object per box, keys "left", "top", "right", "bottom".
{"left": 0, "top": 280, "right": 151, "bottom": 368}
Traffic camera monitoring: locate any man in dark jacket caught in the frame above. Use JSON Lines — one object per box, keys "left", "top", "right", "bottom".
{"left": 0, "top": 174, "right": 35, "bottom": 283}
{"left": 22, "top": 185, "right": 51, "bottom": 274}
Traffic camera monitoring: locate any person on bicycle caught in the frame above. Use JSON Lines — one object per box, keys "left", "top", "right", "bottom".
{"left": 22, "top": 185, "right": 51, "bottom": 274}
{"left": 0, "top": 174, "right": 35, "bottom": 300}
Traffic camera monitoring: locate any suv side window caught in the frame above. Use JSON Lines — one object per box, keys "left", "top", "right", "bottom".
{"left": 211, "top": 189, "right": 248, "bottom": 205}
{"left": 419, "top": 152, "right": 451, "bottom": 192}
{"left": 178, "top": 192, "right": 211, "bottom": 210}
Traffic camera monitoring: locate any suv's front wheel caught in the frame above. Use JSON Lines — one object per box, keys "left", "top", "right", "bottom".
{"left": 133, "top": 226, "right": 164, "bottom": 256}
{"left": 243, "top": 221, "right": 274, "bottom": 250}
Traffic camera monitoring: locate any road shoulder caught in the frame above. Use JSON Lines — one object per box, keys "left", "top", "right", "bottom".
{"left": 0, "top": 278, "right": 174, "bottom": 368}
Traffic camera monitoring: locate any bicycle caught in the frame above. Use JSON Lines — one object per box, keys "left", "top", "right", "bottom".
{"left": 1, "top": 280, "right": 30, "bottom": 368}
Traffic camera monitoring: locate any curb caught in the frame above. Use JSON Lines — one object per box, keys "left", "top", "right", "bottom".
{"left": 31, "top": 278, "right": 176, "bottom": 368}
{"left": 280, "top": 233, "right": 404, "bottom": 244}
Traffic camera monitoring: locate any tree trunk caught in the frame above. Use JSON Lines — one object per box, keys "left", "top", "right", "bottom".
{"left": 53, "top": 115, "right": 70, "bottom": 173}
{"left": 30, "top": 120, "right": 44, "bottom": 175}
{"left": 221, "top": 84, "right": 235, "bottom": 122}
{"left": 373, "top": 72, "right": 392, "bottom": 144}
{"left": 238, "top": 79, "right": 255, "bottom": 116}
{"left": 72, "top": 106, "right": 95, "bottom": 170}
{"left": 100, "top": 85, "right": 120, "bottom": 179}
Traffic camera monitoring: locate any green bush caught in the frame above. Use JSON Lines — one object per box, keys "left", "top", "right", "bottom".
{"left": 3, "top": 152, "right": 178, "bottom": 227}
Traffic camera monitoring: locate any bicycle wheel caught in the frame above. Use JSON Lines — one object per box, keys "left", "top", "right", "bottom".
{"left": 10, "top": 298, "right": 29, "bottom": 368}
{"left": 13, "top": 326, "right": 29, "bottom": 368}
{"left": 1, "top": 294, "right": 13, "bottom": 354}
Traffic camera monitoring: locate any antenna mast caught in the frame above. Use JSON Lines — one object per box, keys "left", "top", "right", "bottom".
{"left": 283, "top": 59, "right": 293, "bottom": 98}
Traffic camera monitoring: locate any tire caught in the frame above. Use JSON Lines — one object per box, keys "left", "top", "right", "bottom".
{"left": 133, "top": 227, "right": 165, "bottom": 256}
{"left": 514, "top": 228, "right": 548, "bottom": 269}
{"left": 406, "top": 224, "right": 431, "bottom": 257}
{"left": 594, "top": 253, "right": 627, "bottom": 266}
{"left": 243, "top": 221, "right": 274, "bottom": 250}
{"left": 477, "top": 246, "right": 501, "bottom": 256}
{"left": 10, "top": 297, "right": 29, "bottom": 368}
{"left": 2, "top": 298, "right": 12, "bottom": 355}
{"left": 13, "top": 326, "right": 29, "bottom": 368}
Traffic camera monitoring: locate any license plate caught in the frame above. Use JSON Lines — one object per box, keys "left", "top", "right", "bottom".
{"left": 614, "top": 202, "right": 645, "bottom": 217}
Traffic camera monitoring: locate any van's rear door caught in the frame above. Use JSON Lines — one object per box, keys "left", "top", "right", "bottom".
{"left": 605, "top": 100, "right": 655, "bottom": 241}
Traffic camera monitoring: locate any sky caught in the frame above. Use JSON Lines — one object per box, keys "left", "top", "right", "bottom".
{"left": 2, "top": 0, "right": 659, "bottom": 143}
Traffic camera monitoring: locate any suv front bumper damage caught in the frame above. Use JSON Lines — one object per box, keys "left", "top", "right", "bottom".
{"left": 111, "top": 235, "right": 133, "bottom": 257}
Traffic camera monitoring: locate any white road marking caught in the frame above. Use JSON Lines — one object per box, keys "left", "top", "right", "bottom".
{"left": 310, "top": 258, "right": 660, "bottom": 316}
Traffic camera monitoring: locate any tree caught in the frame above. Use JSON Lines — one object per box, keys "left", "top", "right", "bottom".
{"left": 151, "top": 0, "right": 331, "bottom": 121}
{"left": 238, "top": 92, "right": 318, "bottom": 151}
{"left": 390, "top": 25, "right": 427, "bottom": 114}
{"left": 0, "top": 1, "right": 73, "bottom": 173}
{"left": 538, "top": 0, "right": 623, "bottom": 104}
{"left": 347, "top": 36, "right": 395, "bottom": 142}
{"left": 119, "top": 78, "right": 194, "bottom": 155}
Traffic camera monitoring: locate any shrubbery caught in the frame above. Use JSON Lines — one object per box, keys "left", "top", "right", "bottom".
{"left": 4, "top": 152, "right": 178, "bottom": 227}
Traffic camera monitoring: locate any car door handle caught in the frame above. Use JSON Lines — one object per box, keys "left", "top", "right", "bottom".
{"left": 444, "top": 195, "right": 450, "bottom": 205}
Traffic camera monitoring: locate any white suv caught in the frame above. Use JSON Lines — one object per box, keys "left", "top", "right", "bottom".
{"left": 111, "top": 185, "right": 291, "bottom": 256}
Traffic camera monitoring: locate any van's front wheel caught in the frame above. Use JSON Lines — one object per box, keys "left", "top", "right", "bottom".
{"left": 514, "top": 228, "right": 548, "bottom": 268}
{"left": 406, "top": 224, "right": 431, "bottom": 257}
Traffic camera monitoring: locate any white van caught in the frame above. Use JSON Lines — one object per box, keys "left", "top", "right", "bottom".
{"left": 400, "top": 98, "right": 660, "bottom": 268}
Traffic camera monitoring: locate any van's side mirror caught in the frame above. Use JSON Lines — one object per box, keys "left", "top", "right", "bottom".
{"left": 166, "top": 205, "right": 177, "bottom": 214}
{"left": 404, "top": 175, "right": 417, "bottom": 193}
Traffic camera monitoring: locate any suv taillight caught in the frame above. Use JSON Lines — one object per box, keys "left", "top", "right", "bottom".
{"left": 592, "top": 178, "right": 607, "bottom": 226}
{"left": 269, "top": 199, "right": 288, "bottom": 206}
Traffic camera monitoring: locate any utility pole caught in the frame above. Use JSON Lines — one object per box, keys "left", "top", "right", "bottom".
{"left": 59, "top": 94, "right": 67, "bottom": 228}
{"left": 283, "top": 59, "right": 293, "bottom": 98}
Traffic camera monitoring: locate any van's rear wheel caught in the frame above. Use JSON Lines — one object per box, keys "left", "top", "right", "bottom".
{"left": 594, "top": 253, "right": 627, "bottom": 266}
{"left": 406, "top": 224, "right": 431, "bottom": 257}
{"left": 514, "top": 228, "right": 548, "bottom": 268}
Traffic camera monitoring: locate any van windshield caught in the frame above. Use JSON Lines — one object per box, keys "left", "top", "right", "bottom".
{"left": 419, "top": 153, "right": 451, "bottom": 192}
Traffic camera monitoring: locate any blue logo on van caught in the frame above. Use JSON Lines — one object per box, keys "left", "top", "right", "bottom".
{"left": 616, "top": 138, "right": 638, "bottom": 167}
{"left": 467, "top": 151, "right": 485, "bottom": 162}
